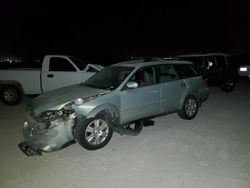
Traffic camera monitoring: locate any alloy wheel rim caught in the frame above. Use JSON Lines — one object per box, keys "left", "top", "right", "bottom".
{"left": 3, "top": 89, "right": 18, "bottom": 102}
{"left": 185, "top": 98, "right": 197, "bottom": 117}
{"left": 226, "top": 80, "right": 234, "bottom": 90}
{"left": 85, "top": 119, "right": 109, "bottom": 145}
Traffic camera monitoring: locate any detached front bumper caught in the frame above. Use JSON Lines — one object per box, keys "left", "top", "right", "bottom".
{"left": 18, "top": 142, "right": 42, "bottom": 156}
{"left": 19, "top": 118, "right": 75, "bottom": 156}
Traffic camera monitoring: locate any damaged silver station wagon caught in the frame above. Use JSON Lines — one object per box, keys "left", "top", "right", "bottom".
{"left": 19, "top": 58, "right": 209, "bottom": 156}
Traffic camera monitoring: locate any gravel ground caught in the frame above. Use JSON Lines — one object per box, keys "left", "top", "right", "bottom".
{"left": 0, "top": 80, "right": 250, "bottom": 188}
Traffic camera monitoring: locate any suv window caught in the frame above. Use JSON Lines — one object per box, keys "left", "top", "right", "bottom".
{"left": 156, "top": 65, "right": 178, "bottom": 83}
{"left": 204, "top": 56, "right": 217, "bottom": 70}
{"left": 214, "top": 55, "right": 227, "bottom": 71}
{"left": 49, "top": 57, "right": 76, "bottom": 72}
{"left": 174, "top": 64, "right": 199, "bottom": 78}
{"left": 129, "top": 67, "right": 155, "bottom": 87}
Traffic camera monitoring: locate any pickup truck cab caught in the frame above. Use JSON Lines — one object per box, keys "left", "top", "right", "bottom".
{"left": 0, "top": 55, "right": 103, "bottom": 105}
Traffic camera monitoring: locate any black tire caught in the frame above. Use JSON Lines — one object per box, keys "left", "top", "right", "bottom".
{"left": 220, "top": 79, "right": 235, "bottom": 92}
{"left": 0, "top": 85, "right": 22, "bottom": 105}
{"left": 120, "top": 121, "right": 143, "bottom": 136}
{"left": 74, "top": 113, "right": 113, "bottom": 150}
{"left": 178, "top": 95, "right": 199, "bottom": 120}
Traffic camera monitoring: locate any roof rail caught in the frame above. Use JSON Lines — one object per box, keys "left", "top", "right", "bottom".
{"left": 163, "top": 57, "right": 182, "bottom": 60}
{"left": 129, "top": 56, "right": 181, "bottom": 62}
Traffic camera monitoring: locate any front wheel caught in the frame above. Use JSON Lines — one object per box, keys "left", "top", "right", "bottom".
{"left": 178, "top": 95, "right": 199, "bottom": 120}
{"left": 74, "top": 113, "right": 113, "bottom": 150}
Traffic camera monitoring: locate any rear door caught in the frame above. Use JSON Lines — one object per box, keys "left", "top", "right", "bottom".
{"left": 42, "top": 57, "right": 82, "bottom": 92}
{"left": 174, "top": 63, "right": 203, "bottom": 101}
{"left": 204, "top": 55, "right": 225, "bottom": 83}
{"left": 156, "top": 64, "right": 188, "bottom": 113}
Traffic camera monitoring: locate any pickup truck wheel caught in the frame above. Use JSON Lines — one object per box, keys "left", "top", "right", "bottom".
{"left": 178, "top": 95, "right": 198, "bottom": 120}
{"left": 220, "top": 79, "right": 235, "bottom": 92}
{"left": 0, "top": 85, "right": 22, "bottom": 105}
{"left": 74, "top": 113, "right": 113, "bottom": 150}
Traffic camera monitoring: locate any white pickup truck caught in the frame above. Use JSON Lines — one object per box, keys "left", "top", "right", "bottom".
{"left": 0, "top": 55, "right": 103, "bottom": 105}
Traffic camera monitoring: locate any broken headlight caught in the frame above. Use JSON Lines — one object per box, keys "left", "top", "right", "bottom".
{"left": 40, "top": 110, "right": 63, "bottom": 121}
{"left": 40, "top": 108, "right": 75, "bottom": 122}
{"left": 73, "top": 93, "right": 107, "bottom": 106}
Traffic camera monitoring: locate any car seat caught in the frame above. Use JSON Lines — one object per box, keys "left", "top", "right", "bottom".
{"left": 143, "top": 71, "right": 154, "bottom": 85}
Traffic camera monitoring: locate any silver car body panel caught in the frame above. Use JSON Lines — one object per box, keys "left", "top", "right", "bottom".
{"left": 21, "top": 59, "right": 209, "bottom": 152}
{"left": 31, "top": 84, "right": 110, "bottom": 116}
{"left": 23, "top": 115, "right": 75, "bottom": 152}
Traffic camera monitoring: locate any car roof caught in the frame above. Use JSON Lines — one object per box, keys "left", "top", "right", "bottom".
{"left": 112, "top": 57, "right": 192, "bottom": 68}
{"left": 177, "top": 53, "right": 231, "bottom": 57}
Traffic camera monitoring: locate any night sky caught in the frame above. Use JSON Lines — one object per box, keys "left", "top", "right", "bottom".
{"left": 1, "top": 1, "right": 250, "bottom": 63}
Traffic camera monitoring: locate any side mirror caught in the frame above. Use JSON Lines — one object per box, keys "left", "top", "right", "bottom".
{"left": 126, "top": 81, "right": 138, "bottom": 89}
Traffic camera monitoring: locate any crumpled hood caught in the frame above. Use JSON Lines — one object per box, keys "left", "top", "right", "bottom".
{"left": 31, "top": 84, "right": 109, "bottom": 116}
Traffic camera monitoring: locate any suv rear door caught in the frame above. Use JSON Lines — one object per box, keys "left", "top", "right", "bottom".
{"left": 203, "top": 55, "right": 226, "bottom": 84}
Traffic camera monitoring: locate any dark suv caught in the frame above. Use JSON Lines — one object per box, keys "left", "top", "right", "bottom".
{"left": 177, "top": 53, "right": 238, "bottom": 92}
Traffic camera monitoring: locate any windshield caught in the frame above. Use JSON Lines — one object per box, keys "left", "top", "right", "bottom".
{"left": 82, "top": 66, "right": 134, "bottom": 90}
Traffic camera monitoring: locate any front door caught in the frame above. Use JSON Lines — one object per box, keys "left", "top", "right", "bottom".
{"left": 42, "top": 57, "right": 81, "bottom": 92}
{"left": 120, "top": 67, "right": 161, "bottom": 124}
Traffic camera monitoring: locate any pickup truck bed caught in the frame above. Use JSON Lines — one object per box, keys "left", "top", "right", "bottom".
{"left": 0, "top": 69, "right": 41, "bottom": 94}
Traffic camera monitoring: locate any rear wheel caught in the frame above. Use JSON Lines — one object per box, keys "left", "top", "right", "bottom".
{"left": 178, "top": 95, "right": 198, "bottom": 120}
{"left": 0, "top": 85, "right": 22, "bottom": 105}
{"left": 220, "top": 79, "right": 235, "bottom": 92}
{"left": 74, "top": 113, "right": 113, "bottom": 150}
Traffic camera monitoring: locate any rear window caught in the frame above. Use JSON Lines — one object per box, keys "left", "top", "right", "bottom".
{"left": 174, "top": 64, "right": 200, "bottom": 78}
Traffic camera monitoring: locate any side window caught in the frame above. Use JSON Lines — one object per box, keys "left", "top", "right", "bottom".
{"left": 157, "top": 65, "right": 178, "bottom": 83}
{"left": 174, "top": 64, "right": 198, "bottom": 78}
{"left": 69, "top": 56, "right": 87, "bottom": 70}
{"left": 204, "top": 56, "right": 217, "bottom": 70}
{"left": 129, "top": 67, "right": 155, "bottom": 87}
{"left": 86, "top": 66, "right": 98, "bottom": 72}
{"left": 49, "top": 57, "right": 76, "bottom": 72}
{"left": 214, "top": 55, "right": 227, "bottom": 71}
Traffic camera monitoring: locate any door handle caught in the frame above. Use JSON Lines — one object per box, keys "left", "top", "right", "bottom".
{"left": 150, "top": 89, "right": 158, "bottom": 93}
{"left": 47, "top": 74, "right": 54, "bottom": 78}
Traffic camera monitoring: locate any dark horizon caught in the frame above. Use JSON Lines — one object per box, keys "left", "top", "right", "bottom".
{"left": 1, "top": 1, "right": 250, "bottom": 62}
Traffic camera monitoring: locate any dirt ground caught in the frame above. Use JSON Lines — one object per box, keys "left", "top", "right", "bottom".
{"left": 0, "top": 80, "right": 250, "bottom": 188}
